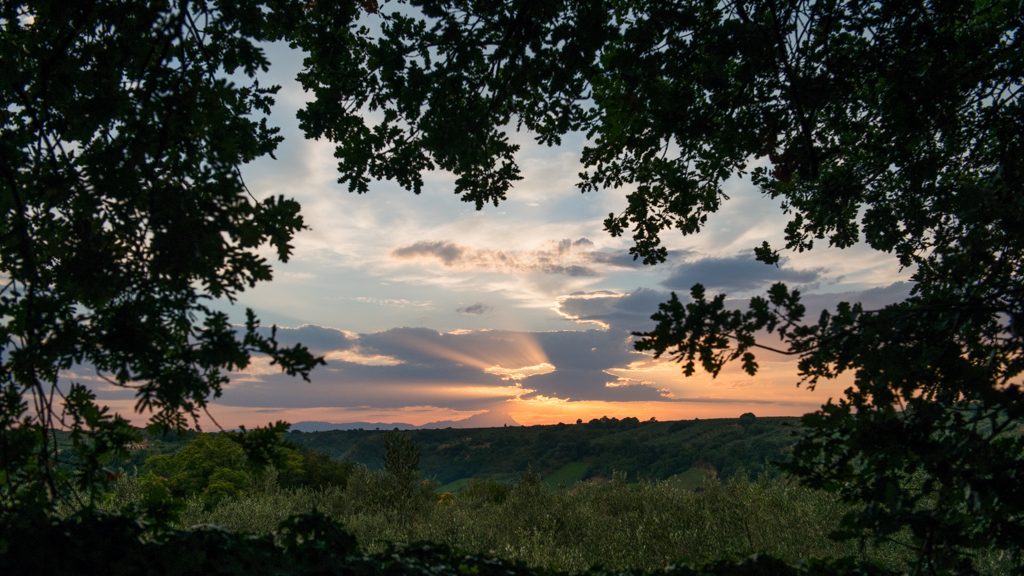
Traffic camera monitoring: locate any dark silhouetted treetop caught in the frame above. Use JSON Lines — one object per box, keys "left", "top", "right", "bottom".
{"left": 291, "top": 1, "right": 1023, "bottom": 571}
{"left": 1, "top": 0, "right": 322, "bottom": 508}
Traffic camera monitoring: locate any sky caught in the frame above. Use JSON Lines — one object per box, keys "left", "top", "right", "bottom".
{"left": 94, "top": 43, "right": 913, "bottom": 430}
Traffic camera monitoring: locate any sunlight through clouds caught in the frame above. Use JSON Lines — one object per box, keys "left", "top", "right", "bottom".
{"left": 324, "top": 349, "right": 405, "bottom": 367}
{"left": 160, "top": 42, "right": 922, "bottom": 428}
{"left": 485, "top": 362, "right": 557, "bottom": 382}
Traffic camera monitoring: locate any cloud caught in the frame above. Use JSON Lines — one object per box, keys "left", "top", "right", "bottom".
{"left": 180, "top": 323, "right": 664, "bottom": 410}
{"left": 392, "top": 238, "right": 600, "bottom": 277}
{"left": 457, "top": 303, "right": 492, "bottom": 315}
{"left": 87, "top": 282, "right": 911, "bottom": 418}
{"left": 91, "top": 283, "right": 909, "bottom": 420}
{"left": 521, "top": 369, "right": 673, "bottom": 402}
{"left": 799, "top": 282, "right": 912, "bottom": 317}
{"left": 587, "top": 251, "right": 645, "bottom": 268}
{"left": 324, "top": 348, "right": 404, "bottom": 366}
{"left": 248, "top": 323, "right": 356, "bottom": 355}
{"left": 355, "top": 296, "right": 433, "bottom": 308}
{"left": 392, "top": 241, "right": 465, "bottom": 265}
{"left": 390, "top": 237, "right": 655, "bottom": 278}
{"left": 556, "top": 288, "right": 670, "bottom": 332}
{"left": 509, "top": 328, "right": 669, "bottom": 401}
{"left": 662, "top": 255, "right": 823, "bottom": 293}
{"left": 485, "top": 362, "right": 556, "bottom": 381}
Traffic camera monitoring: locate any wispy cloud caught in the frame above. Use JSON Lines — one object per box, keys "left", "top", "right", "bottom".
{"left": 355, "top": 296, "right": 433, "bottom": 308}
{"left": 390, "top": 237, "right": 652, "bottom": 277}
{"left": 392, "top": 241, "right": 466, "bottom": 265}
{"left": 457, "top": 303, "right": 493, "bottom": 315}
{"left": 391, "top": 239, "right": 600, "bottom": 277}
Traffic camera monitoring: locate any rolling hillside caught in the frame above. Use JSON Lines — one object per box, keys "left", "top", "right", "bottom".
{"left": 285, "top": 415, "right": 801, "bottom": 489}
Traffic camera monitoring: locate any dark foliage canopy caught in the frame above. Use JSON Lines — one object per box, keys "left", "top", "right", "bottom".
{"left": 1, "top": 0, "right": 321, "bottom": 507}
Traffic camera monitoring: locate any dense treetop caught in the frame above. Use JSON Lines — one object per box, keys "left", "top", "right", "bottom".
{"left": 1, "top": 0, "right": 321, "bottom": 505}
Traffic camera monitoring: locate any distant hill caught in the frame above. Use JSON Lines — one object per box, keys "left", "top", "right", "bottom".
{"left": 421, "top": 407, "right": 520, "bottom": 429}
{"left": 291, "top": 407, "right": 520, "bottom": 432}
{"left": 290, "top": 421, "right": 419, "bottom": 432}
{"left": 286, "top": 415, "right": 802, "bottom": 489}
{"left": 294, "top": 403, "right": 520, "bottom": 430}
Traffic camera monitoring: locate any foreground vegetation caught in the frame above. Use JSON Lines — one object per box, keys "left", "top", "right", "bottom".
{"left": 141, "top": 473, "right": 902, "bottom": 571}
{"left": 2, "top": 509, "right": 899, "bottom": 576}
{"left": 40, "top": 427, "right": 1003, "bottom": 575}
{"left": 26, "top": 420, "right": 1018, "bottom": 575}
{"left": 91, "top": 456, "right": 1018, "bottom": 575}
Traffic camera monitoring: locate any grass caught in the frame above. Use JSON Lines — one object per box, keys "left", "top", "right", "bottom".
{"left": 436, "top": 477, "right": 473, "bottom": 493}
{"left": 667, "top": 466, "right": 716, "bottom": 490}
{"left": 105, "top": 470, "right": 917, "bottom": 573}
{"left": 544, "top": 462, "right": 589, "bottom": 488}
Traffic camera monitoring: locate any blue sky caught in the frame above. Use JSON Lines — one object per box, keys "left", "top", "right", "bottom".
{"left": 91, "top": 43, "right": 913, "bottom": 428}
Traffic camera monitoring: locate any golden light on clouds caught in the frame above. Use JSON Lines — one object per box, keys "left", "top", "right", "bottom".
{"left": 552, "top": 290, "right": 624, "bottom": 329}
{"left": 387, "top": 329, "right": 554, "bottom": 381}
{"left": 392, "top": 332, "right": 493, "bottom": 371}
{"left": 602, "top": 350, "right": 856, "bottom": 411}
{"left": 390, "top": 383, "right": 527, "bottom": 400}
{"left": 485, "top": 362, "right": 556, "bottom": 382}
{"left": 325, "top": 348, "right": 405, "bottom": 366}
{"left": 225, "top": 356, "right": 287, "bottom": 384}
{"left": 488, "top": 331, "right": 552, "bottom": 369}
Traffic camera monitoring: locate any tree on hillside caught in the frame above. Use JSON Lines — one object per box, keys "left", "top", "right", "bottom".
{"left": 0, "top": 1, "right": 323, "bottom": 509}
{"left": 291, "top": 0, "right": 1023, "bottom": 570}
{"left": 383, "top": 429, "right": 420, "bottom": 486}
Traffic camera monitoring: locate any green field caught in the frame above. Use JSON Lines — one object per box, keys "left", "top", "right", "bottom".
{"left": 544, "top": 462, "right": 589, "bottom": 487}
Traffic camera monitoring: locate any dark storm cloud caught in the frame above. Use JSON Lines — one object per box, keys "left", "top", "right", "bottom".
{"left": 457, "top": 303, "right": 492, "bottom": 315}
{"left": 662, "top": 255, "right": 823, "bottom": 292}
{"left": 535, "top": 329, "right": 637, "bottom": 371}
